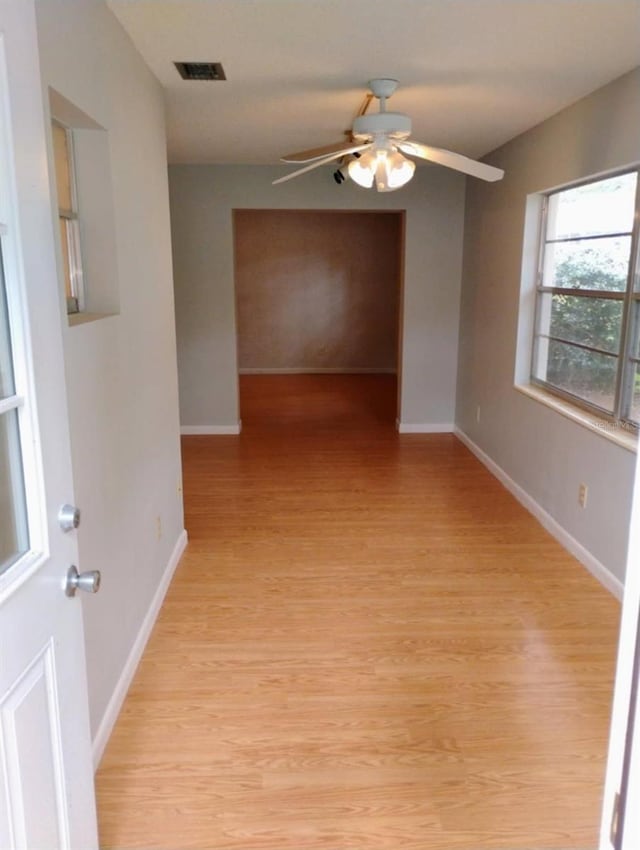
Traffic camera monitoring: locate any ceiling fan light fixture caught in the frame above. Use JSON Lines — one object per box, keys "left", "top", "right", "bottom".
{"left": 385, "top": 149, "right": 415, "bottom": 189}
{"left": 348, "top": 150, "right": 376, "bottom": 188}
{"left": 348, "top": 144, "right": 415, "bottom": 192}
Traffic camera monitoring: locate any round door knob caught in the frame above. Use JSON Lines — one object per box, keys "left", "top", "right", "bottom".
{"left": 65, "top": 565, "right": 101, "bottom": 597}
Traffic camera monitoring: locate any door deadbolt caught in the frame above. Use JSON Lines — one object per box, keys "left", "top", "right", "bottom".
{"left": 58, "top": 504, "right": 80, "bottom": 532}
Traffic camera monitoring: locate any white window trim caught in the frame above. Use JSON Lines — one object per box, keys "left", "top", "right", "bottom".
{"left": 515, "top": 382, "right": 637, "bottom": 453}
{"left": 529, "top": 167, "right": 640, "bottom": 429}
{"left": 515, "top": 168, "right": 640, "bottom": 452}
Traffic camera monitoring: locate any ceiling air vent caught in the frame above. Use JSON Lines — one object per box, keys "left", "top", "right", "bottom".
{"left": 174, "top": 61, "right": 226, "bottom": 81}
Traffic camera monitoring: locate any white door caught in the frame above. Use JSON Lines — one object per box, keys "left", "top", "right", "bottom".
{"left": 616, "top": 631, "right": 640, "bottom": 848}
{"left": 601, "top": 432, "right": 640, "bottom": 850}
{"left": 0, "top": 1, "right": 98, "bottom": 848}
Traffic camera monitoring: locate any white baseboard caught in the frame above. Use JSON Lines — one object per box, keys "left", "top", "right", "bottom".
{"left": 239, "top": 368, "right": 397, "bottom": 375}
{"left": 181, "top": 423, "right": 241, "bottom": 435}
{"left": 92, "top": 529, "right": 188, "bottom": 768}
{"left": 397, "top": 420, "right": 454, "bottom": 434}
{"left": 454, "top": 427, "right": 623, "bottom": 600}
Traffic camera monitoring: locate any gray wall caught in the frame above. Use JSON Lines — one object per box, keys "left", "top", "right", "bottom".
{"left": 456, "top": 68, "right": 640, "bottom": 584}
{"left": 36, "top": 0, "right": 184, "bottom": 741}
{"left": 169, "top": 164, "right": 465, "bottom": 430}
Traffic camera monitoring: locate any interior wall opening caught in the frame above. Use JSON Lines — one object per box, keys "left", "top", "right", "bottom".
{"left": 233, "top": 209, "right": 404, "bottom": 430}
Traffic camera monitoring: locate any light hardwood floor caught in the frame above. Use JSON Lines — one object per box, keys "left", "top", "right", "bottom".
{"left": 96, "top": 374, "right": 620, "bottom": 849}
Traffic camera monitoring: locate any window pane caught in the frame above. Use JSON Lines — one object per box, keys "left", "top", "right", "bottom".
{"left": 534, "top": 338, "right": 617, "bottom": 412}
{"left": 633, "top": 301, "right": 640, "bottom": 359}
{"left": 0, "top": 248, "right": 16, "bottom": 399}
{"left": 539, "top": 292, "right": 623, "bottom": 354}
{"left": 59, "top": 218, "right": 73, "bottom": 301}
{"left": 0, "top": 408, "right": 29, "bottom": 574}
{"left": 542, "top": 236, "right": 631, "bottom": 292}
{"left": 547, "top": 172, "right": 637, "bottom": 239}
{"left": 52, "top": 122, "right": 73, "bottom": 213}
{"left": 630, "top": 364, "right": 640, "bottom": 426}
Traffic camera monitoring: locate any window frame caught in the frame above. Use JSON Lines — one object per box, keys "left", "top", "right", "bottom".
{"left": 52, "top": 119, "right": 84, "bottom": 315}
{"left": 530, "top": 167, "right": 640, "bottom": 430}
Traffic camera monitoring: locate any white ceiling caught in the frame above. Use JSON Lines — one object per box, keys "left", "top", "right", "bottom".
{"left": 107, "top": 0, "right": 640, "bottom": 166}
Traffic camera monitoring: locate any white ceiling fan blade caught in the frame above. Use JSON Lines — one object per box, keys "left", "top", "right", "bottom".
{"left": 398, "top": 141, "right": 504, "bottom": 182}
{"left": 273, "top": 144, "right": 372, "bottom": 185}
{"left": 281, "top": 141, "right": 371, "bottom": 163}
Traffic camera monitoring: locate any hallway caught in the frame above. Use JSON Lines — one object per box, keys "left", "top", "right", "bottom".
{"left": 96, "top": 375, "right": 619, "bottom": 849}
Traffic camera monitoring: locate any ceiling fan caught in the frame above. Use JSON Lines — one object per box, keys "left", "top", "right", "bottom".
{"left": 273, "top": 78, "right": 504, "bottom": 191}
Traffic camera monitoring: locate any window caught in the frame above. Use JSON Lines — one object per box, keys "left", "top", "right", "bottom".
{"left": 532, "top": 170, "right": 640, "bottom": 428}
{"left": 0, "top": 247, "right": 29, "bottom": 573}
{"left": 48, "top": 89, "right": 120, "bottom": 321}
{"left": 52, "top": 121, "right": 84, "bottom": 314}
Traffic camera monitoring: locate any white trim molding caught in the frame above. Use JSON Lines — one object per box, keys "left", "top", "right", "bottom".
{"left": 92, "top": 529, "right": 188, "bottom": 768}
{"left": 515, "top": 383, "right": 637, "bottom": 454}
{"left": 397, "top": 421, "right": 454, "bottom": 434}
{"left": 454, "top": 427, "right": 623, "bottom": 600}
{"left": 181, "top": 423, "right": 241, "bottom": 435}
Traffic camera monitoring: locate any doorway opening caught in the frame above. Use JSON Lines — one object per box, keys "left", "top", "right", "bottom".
{"left": 233, "top": 209, "right": 404, "bottom": 431}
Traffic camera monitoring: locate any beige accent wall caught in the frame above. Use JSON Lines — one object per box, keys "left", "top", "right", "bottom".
{"left": 456, "top": 67, "right": 640, "bottom": 584}
{"left": 234, "top": 210, "right": 401, "bottom": 373}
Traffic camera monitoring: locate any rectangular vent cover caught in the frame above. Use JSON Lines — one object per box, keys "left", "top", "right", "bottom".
{"left": 174, "top": 62, "right": 226, "bottom": 81}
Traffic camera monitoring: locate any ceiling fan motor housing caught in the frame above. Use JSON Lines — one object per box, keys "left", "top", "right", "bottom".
{"left": 368, "top": 78, "right": 399, "bottom": 99}
{"left": 353, "top": 111, "right": 412, "bottom": 142}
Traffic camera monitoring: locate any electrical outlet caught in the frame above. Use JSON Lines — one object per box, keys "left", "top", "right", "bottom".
{"left": 156, "top": 515, "right": 162, "bottom": 539}
{"left": 578, "top": 483, "right": 588, "bottom": 509}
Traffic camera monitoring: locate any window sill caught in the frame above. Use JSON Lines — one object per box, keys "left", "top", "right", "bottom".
{"left": 67, "top": 311, "right": 117, "bottom": 327}
{"left": 515, "top": 383, "right": 638, "bottom": 454}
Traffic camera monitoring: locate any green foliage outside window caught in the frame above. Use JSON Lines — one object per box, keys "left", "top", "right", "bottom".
{"left": 547, "top": 248, "right": 626, "bottom": 406}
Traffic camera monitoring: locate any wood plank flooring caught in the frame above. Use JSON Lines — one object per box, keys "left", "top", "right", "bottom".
{"left": 96, "top": 374, "right": 620, "bottom": 849}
